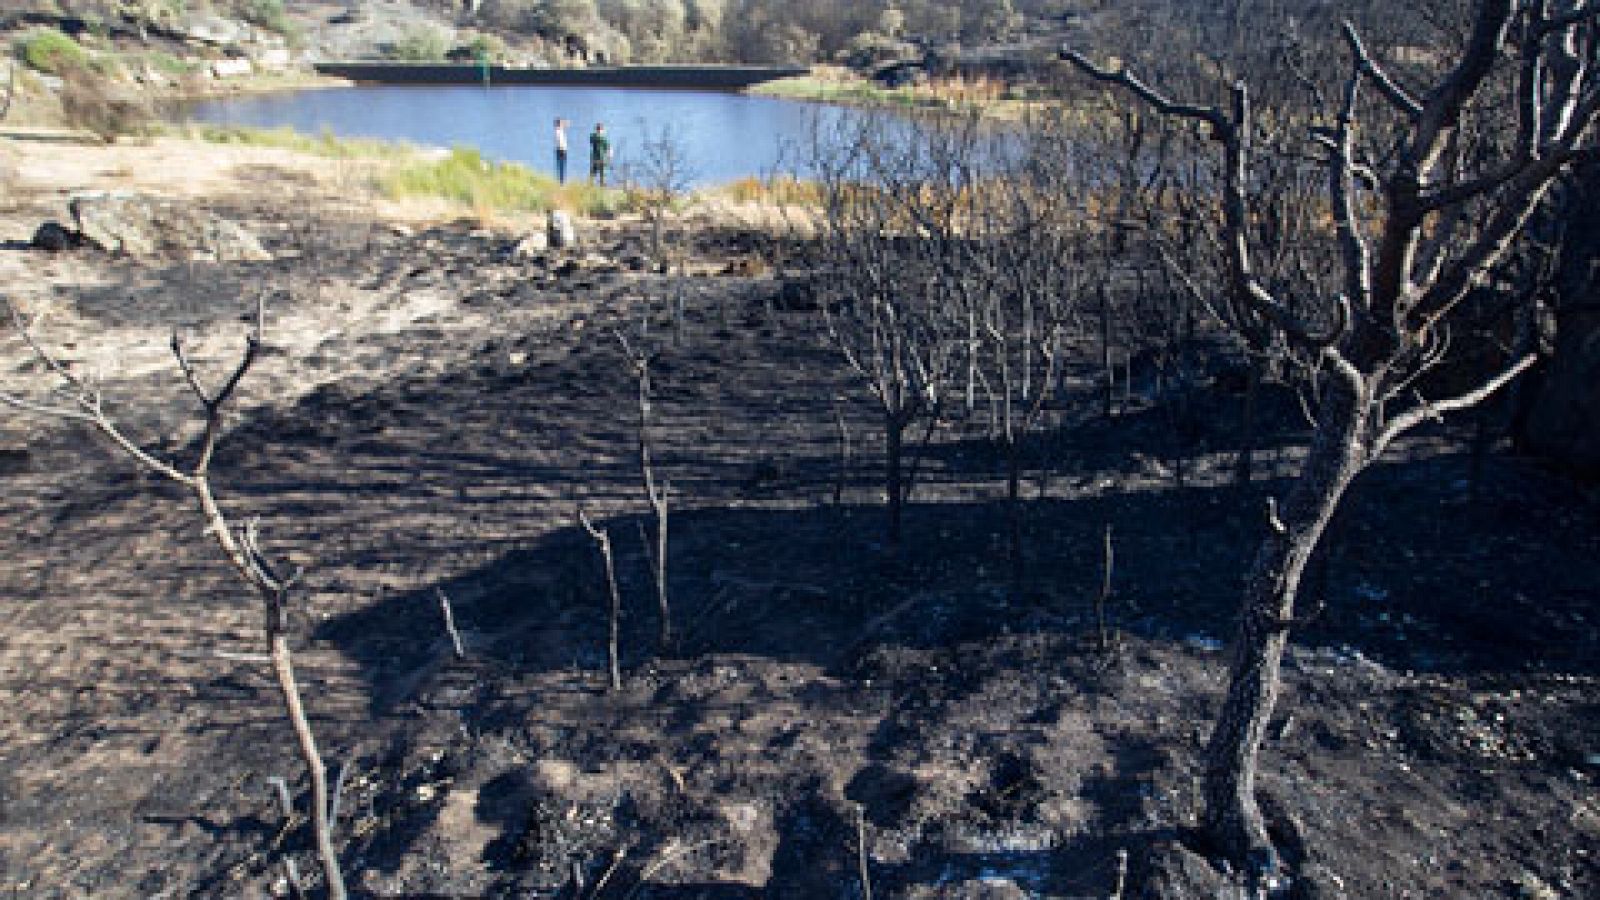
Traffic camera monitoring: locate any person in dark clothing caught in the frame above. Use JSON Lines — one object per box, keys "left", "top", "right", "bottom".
{"left": 554, "top": 118, "right": 569, "bottom": 184}
{"left": 589, "top": 123, "right": 612, "bottom": 186}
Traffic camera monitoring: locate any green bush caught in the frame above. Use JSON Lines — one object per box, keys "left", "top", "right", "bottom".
{"left": 389, "top": 27, "right": 452, "bottom": 62}
{"left": 236, "top": 0, "right": 291, "bottom": 34}
{"left": 461, "top": 33, "right": 508, "bottom": 63}
{"left": 19, "top": 29, "right": 87, "bottom": 76}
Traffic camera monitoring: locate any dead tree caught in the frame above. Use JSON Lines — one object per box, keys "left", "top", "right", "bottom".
{"left": 1068, "top": 0, "right": 1600, "bottom": 876}
{"left": 807, "top": 113, "right": 966, "bottom": 548}
{"left": 615, "top": 327, "right": 671, "bottom": 651}
{"left": 0, "top": 298, "right": 347, "bottom": 899}
{"left": 960, "top": 116, "right": 1085, "bottom": 598}
{"left": 621, "top": 123, "right": 696, "bottom": 271}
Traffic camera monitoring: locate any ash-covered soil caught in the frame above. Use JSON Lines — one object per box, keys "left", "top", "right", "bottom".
{"left": 0, "top": 185, "right": 1596, "bottom": 898}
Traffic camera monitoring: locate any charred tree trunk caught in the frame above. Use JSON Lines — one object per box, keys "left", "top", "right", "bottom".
{"left": 1005, "top": 436, "right": 1024, "bottom": 600}
{"left": 1202, "top": 389, "right": 1369, "bottom": 873}
{"left": 885, "top": 411, "right": 907, "bottom": 548}
{"left": 269, "top": 630, "right": 343, "bottom": 900}
{"left": 1099, "top": 285, "right": 1116, "bottom": 420}
{"left": 1234, "top": 357, "right": 1261, "bottom": 485}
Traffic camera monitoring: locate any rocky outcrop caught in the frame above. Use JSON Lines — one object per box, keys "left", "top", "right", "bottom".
{"left": 67, "top": 192, "right": 271, "bottom": 262}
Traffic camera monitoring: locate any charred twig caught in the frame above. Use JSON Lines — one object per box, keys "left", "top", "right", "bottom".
{"left": 1095, "top": 524, "right": 1117, "bottom": 654}
{"left": 577, "top": 506, "right": 624, "bottom": 692}
{"left": 616, "top": 328, "right": 672, "bottom": 651}
{"left": 435, "top": 588, "right": 466, "bottom": 660}
{"left": 855, "top": 803, "right": 874, "bottom": 900}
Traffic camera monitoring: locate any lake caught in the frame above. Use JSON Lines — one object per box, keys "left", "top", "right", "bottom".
{"left": 181, "top": 85, "right": 846, "bottom": 186}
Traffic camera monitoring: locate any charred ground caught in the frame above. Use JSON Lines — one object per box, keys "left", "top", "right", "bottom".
{"left": 0, "top": 191, "right": 1596, "bottom": 897}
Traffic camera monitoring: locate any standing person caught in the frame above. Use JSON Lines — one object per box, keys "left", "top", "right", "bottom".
{"left": 589, "top": 122, "right": 612, "bottom": 186}
{"left": 554, "top": 118, "right": 569, "bottom": 184}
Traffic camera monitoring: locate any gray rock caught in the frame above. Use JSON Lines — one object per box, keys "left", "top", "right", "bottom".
{"left": 548, "top": 210, "right": 577, "bottom": 249}
{"left": 68, "top": 192, "right": 271, "bottom": 262}
{"left": 164, "top": 13, "right": 252, "bottom": 47}
{"left": 31, "top": 221, "right": 80, "bottom": 253}
{"left": 511, "top": 230, "right": 549, "bottom": 258}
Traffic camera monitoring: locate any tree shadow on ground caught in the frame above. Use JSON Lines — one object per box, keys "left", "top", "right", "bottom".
{"left": 308, "top": 436, "right": 1597, "bottom": 894}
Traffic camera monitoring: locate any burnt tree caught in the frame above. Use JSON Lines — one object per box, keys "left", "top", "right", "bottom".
{"left": 1069, "top": 0, "right": 1600, "bottom": 877}
{"left": 0, "top": 297, "right": 348, "bottom": 899}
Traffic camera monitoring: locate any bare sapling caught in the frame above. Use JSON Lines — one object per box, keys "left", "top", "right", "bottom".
{"left": 962, "top": 113, "right": 1085, "bottom": 598}
{"left": 1095, "top": 524, "right": 1116, "bottom": 654}
{"left": 622, "top": 123, "right": 696, "bottom": 271}
{"left": 805, "top": 112, "right": 966, "bottom": 548}
{"left": 577, "top": 505, "right": 624, "bottom": 691}
{"left": 1067, "top": 0, "right": 1600, "bottom": 878}
{"left": 0, "top": 296, "right": 347, "bottom": 898}
{"left": 616, "top": 326, "right": 671, "bottom": 650}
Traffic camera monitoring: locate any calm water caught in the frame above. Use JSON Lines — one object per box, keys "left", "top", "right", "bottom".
{"left": 181, "top": 85, "right": 844, "bottom": 186}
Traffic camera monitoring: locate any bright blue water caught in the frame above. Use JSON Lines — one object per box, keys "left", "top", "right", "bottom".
{"left": 180, "top": 85, "right": 845, "bottom": 186}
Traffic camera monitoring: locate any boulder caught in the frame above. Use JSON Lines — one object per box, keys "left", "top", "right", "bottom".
{"left": 209, "top": 58, "right": 254, "bottom": 79}
{"left": 548, "top": 210, "right": 577, "bottom": 249}
{"left": 31, "top": 221, "right": 80, "bottom": 253}
{"left": 509, "top": 231, "right": 549, "bottom": 259}
{"left": 164, "top": 13, "right": 252, "bottom": 46}
{"left": 68, "top": 192, "right": 272, "bottom": 262}
{"left": 246, "top": 36, "right": 292, "bottom": 73}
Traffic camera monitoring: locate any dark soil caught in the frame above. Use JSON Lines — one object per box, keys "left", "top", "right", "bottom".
{"left": 0, "top": 201, "right": 1596, "bottom": 899}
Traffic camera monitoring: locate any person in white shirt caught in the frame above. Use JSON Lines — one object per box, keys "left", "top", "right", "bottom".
{"left": 554, "top": 118, "right": 569, "bottom": 184}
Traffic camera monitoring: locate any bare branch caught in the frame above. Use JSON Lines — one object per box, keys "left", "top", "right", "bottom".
{"left": 1341, "top": 22, "right": 1423, "bottom": 118}
{"left": 1060, "top": 51, "right": 1231, "bottom": 133}
{"left": 1372, "top": 353, "right": 1538, "bottom": 457}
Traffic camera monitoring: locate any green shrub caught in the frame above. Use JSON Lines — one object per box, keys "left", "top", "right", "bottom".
{"left": 143, "top": 51, "right": 202, "bottom": 76}
{"left": 460, "top": 33, "right": 508, "bottom": 63}
{"left": 19, "top": 29, "right": 87, "bottom": 76}
{"left": 236, "top": 0, "right": 291, "bottom": 34}
{"left": 389, "top": 27, "right": 452, "bottom": 62}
